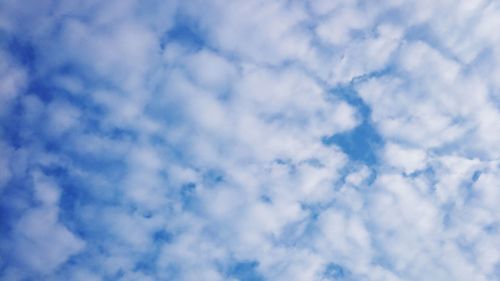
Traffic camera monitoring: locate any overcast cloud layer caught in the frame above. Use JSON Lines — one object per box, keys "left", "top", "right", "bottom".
{"left": 1, "top": 1, "right": 500, "bottom": 280}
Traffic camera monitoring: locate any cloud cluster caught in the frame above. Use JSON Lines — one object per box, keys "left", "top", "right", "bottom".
{"left": 0, "top": 0, "right": 499, "bottom": 280}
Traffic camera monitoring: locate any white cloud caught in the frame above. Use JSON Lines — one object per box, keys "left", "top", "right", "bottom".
{"left": 309, "top": 0, "right": 347, "bottom": 16}
{"left": 183, "top": 0, "right": 312, "bottom": 64}
{"left": 383, "top": 143, "right": 427, "bottom": 174}
{"left": 1, "top": 1, "right": 500, "bottom": 280}
{"left": 316, "top": 4, "right": 372, "bottom": 46}
{"left": 46, "top": 100, "right": 81, "bottom": 136}
{"left": 13, "top": 207, "right": 85, "bottom": 274}
{"left": 326, "top": 23, "right": 403, "bottom": 84}
{"left": 183, "top": 49, "right": 238, "bottom": 91}
{"left": 0, "top": 50, "right": 27, "bottom": 115}
{"left": 11, "top": 172, "right": 85, "bottom": 276}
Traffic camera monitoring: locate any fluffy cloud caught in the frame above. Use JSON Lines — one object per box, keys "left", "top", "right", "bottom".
{"left": 0, "top": 0, "right": 499, "bottom": 280}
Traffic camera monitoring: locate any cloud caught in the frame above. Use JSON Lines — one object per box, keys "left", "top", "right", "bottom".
{"left": 1, "top": 0, "right": 500, "bottom": 280}
{"left": 4, "top": 171, "right": 85, "bottom": 278}
{"left": 181, "top": 0, "right": 312, "bottom": 64}
{"left": 383, "top": 143, "right": 427, "bottom": 174}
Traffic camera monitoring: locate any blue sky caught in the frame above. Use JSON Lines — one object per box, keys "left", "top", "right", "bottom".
{"left": 1, "top": 0, "right": 500, "bottom": 280}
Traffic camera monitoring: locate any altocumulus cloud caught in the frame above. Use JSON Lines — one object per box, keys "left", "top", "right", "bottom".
{"left": 0, "top": 0, "right": 499, "bottom": 280}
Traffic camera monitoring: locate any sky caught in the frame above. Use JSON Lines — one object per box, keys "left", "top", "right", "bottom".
{"left": 0, "top": 0, "right": 499, "bottom": 280}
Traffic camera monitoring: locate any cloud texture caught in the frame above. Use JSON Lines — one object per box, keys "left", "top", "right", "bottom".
{"left": 0, "top": 0, "right": 499, "bottom": 280}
